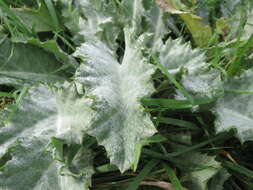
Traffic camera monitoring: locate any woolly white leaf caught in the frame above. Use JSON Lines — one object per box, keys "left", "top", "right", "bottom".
{"left": 144, "top": 0, "right": 168, "bottom": 51}
{"left": 122, "top": 0, "right": 144, "bottom": 30}
{"left": 156, "top": 38, "right": 222, "bottom": 98}
{"left": 0, "top": 85, "right": 94, "bottom": 190}
{"left": 214, "top": 69, "right": 253, "bottom": 142}
{"left": 168, "top": 133, "right": 227, "bottom": 190}
{"left": 74, "top": 27, "right": 157, "bottom": 172}
{"left": 221, "top": 0, "right": 253, "bottom": 39}
{"left": 208, "top": 168, "right": 230, "bottom": 190}
{"left": 183, "top": 153, "right": 222, "bottom": 190}
{"left": 77, "top": 0, "right": 120, "bottom": 51}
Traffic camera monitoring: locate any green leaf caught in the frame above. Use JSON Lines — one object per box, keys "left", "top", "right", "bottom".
{"left": 213, "top": 69, "right": 253, "bottom": 142}
{"left": 180, "top": 13, "right": 212, "bottom": 47}
{"left": 0, "top": 37, "right": 68, "bottom": 83}
{"left": 156, "top": 0, "right": 212, "bottom": 47}
{"left": 44, "top": 0, "right": 61, "bottom": 31}
{"left": 0, "top": 85, "right": 94, "bottom": 190}
{"left": 11, "top": 0, "right": 59, "bottom": 32}
{"left": 13, "top": 37, "right": 78, "bottom": 72}
{"left": 15, "top": 38, "right": 71, "bottom": 62}
{"left": 4, "top": 0, "right": 39, "bottom": 8}
{"left": 74, "top": 27, "right": 157, "bottom": 172}
{"left": 0, "top": 1, "right": 33, "bottom": 36}
{"left": 155, "top": 0, "right": 186, "bottom": 14}
{"left": 59, "top": 0, "right": 81, "bottom": 36}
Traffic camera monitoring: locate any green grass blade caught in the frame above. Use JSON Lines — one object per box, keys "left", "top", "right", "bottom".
{"left": 154, "top": 117, "right": 199, "bottom": 130}
{"left": 132, "top": 134, "right": 167, "bottom": 171}
{"left": 227, "top": 34, "right": 253, "bottom": 75}
{"left": 95, "top": 164, "right": 118, "bottom": 173}
{"left": 125, "top": 159, "right": 159, "bottom": 190}
{"left": 223, "top": 161, "right": 253, "bottom": 178}
{"left": 141, "top": 98, "right": 192, "bottom": 109}
{"left": 143, "top": 132, "right": 234, "bottom": 161}
{"left": 141, "top": 97, "right": 217, "bottom": 109}
{"left": 156, "top": 61, "right": 194, "bottom": 104}
{"left": 142, "top": 149, "right": 172, "bottom": 161}
{"left": 225, "top": 89, "right": 253, "bottom": 94}
{"left": 163, "top": 163, "right": 184, "bottom": 190}
{"left": 0, "top": 92, "right": 13, "bottom": 97}
{"left": 167, "top": 132, "right": 233, "bottom": 157}
{"left": 0, "top": 0, "right": 33, "bottom": 36}
{"left": 43, "top": 0, "right": 60, "bottom": 31}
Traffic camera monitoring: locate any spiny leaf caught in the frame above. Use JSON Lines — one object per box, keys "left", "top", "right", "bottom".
{"left": 168, "top": 133, "right": 227, "bottom": 190}
{"left": 121, "top": 0, "right": 144, "bottom": 31}
{"left": 11, "top": 0, "right": 59, "bottom": 32}
{"left": 143, "top": 0, "right": 169, "bottom": 51}
{"left": 74, "top": 27, "right": 157, "bottom": 172}
{"left": 155, "top": 38, "right": 222, "bottom": 98}
{"left": 77, "top": 0, "right": 120, "bottom": 51}
{"left": 155, "top": 38, "right": 205, "bottom": 74}
{"left": 182, "top": 153, "right": 223, "bottom": 190}
{"left": 208, "top": 168, "right": 230, "bottom": 190}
